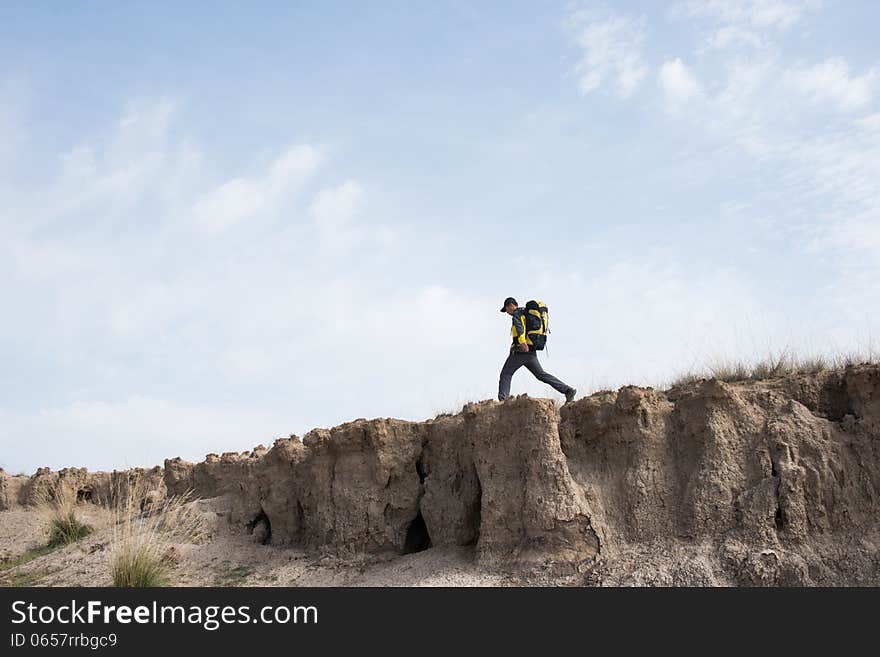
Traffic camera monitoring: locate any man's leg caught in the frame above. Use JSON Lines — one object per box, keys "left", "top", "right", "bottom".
{"left": 498, "top": 351, "right": 525, "bottom": 400}
{"left": 523, "top": 353, "right": 574, "bottom": 395}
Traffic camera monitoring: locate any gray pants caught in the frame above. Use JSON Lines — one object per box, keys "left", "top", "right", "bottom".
{"left": 498, "top": 350, "right": 573, "bottom": 401}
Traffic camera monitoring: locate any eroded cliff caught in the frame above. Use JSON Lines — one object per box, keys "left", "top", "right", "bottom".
{"left": 4, "top": 364, "right": 878, "bottom": 585}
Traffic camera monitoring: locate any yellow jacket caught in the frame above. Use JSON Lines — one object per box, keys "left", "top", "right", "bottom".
{"left": 510, "top": 308, "right": 530, "bottom": 348}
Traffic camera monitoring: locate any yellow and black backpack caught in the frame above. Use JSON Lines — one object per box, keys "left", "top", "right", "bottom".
{"left": 524, "top": 299, "right": 549, "bottom": 350}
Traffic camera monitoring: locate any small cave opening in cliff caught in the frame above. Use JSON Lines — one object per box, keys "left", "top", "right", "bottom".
{"left": 248, "top": 510, "right": 272, "bottom": 545}
{"left": 820, "top": 377, "right": 855, "bottom": 422}
{"left": 403, "top": 510, "right": 432, "bottom": 554}
{"left": 775, "top": 506, "right": 785, "bottom": 531}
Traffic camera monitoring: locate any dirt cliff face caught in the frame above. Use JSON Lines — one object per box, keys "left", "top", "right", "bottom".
{"left": 6, "top": 364, "right": 880, "bottom": 585}
{"left": 559, "top": 366, "right": 879, "bottom": 584}
{"left": 163, "top": 396, "right": 598, "bottom": 572}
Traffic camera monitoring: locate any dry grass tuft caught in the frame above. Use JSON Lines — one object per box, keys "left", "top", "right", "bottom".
{"left": 110, "top": 475, "right": 204, "bottom": 587}
{"left": 35, "top": 486, "right": 92, "bottom": 548}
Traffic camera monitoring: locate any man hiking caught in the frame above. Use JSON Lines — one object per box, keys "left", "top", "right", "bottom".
{"left": 498, "top": 296, "right": 577, "bottom": 403}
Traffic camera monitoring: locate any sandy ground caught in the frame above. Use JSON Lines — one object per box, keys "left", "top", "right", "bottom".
{"left": 0, "top": 501, "right": 576, "bottom": 587}
{"left": 6, "top": 501, "right": 876, "bottom": 587}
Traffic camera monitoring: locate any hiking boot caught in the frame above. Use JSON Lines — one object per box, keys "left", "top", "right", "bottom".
{"left": 565, "top": 388, "right": 577, "bottom": 404}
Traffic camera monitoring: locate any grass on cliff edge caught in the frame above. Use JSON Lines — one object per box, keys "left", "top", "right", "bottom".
{"left": 428, "top": 349, "right": 878, "bottom": 417}
{"left": 665, "top": 348, "right": 878, "bottom": 389}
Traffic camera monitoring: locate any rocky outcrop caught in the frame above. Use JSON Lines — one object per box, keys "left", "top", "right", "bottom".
{"left": 8, "top": 466, "right": 165, "bottom": 509}
{"left": 558, "top": 366, "right": 880, "bottom": 584}
{"left": 0, "top": 470, "right": 28, "bottom": 511}
{"left": 6, "top": 364, "right": 880, "bottom": 584}
{"left": 422, "top": 398, "right": 598, "bottom": 569}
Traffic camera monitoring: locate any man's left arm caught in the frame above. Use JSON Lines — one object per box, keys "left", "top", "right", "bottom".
{"left": 512, "top": 311, "right": 529, "bottom": 351}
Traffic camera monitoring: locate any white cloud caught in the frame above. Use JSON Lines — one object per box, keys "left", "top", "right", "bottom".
{"left": 666, "top": 50, "right": 880, "bottom": 225}
{"left": 659, "top": 58, "right": 703, "bottom": 106}
{"left": 653, "top": 4, "right": 880, "bottom": 341}
{"left": 307, "top": 179, "right": 403, "bottom": 261}
{"left": 28, "top": 99, "right": 202, "bottom": 225}
{"left": 786, "top": 57, "right": 877, "bottom": 111}
{"left": 192, "top": 176, "right": 266, "bottom": 232}
{"left": 0, "top": 103, "right": 18, "bottom": 174}
{"left": 218, "top": 347, "right": 277, "bottom": 382}
{"left": 0, "top": 100, "right": 502, "bottom": 472}
{"left": 673, "top": 0, "right": 820, "bottom": 30}
{"left": 811, "top": 214, "right": 880, "bottom": 254}
{"left": 0, "top": 397, "right": 290, "bottom": 473}
{"left": 118, "top": 98, "right": 175, "bottom": 135}
{"left": 192, "top": 144, "right": 323, "bottom": 233}
{"left": 705, "top": 25, "right": 766, "bottom": 50}
{"left": 567, "top": 8, "right": 649, "bottom": 99}
{"left": 857, "top": 113, "right": 880, "bottom": 132}
{"left": 675, "top": 0, "right": 820, "bottom": 55}
{"left": 714, "top": 58, "right": 773, "bottom": 116}
{"left": 603, "top": 0, "right": 880, "bottom": 378}
{"left": 0, "top": 77, "right": 34, "bottom": 179}
{"left": 310, "top": 179, "right": 364, "bottom": 229}
{"left": 788, "top": 131, "right": 880, "bottom": 207}
{"left": 0, "top": 276, "right": 511, "bottom": 472}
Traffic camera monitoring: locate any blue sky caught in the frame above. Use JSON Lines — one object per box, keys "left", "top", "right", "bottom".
{"left": 2, "top": 1, "right": 879, "bottom": 473}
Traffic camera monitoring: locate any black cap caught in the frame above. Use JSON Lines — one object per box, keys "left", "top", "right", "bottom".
{"left": 500, "top": 297, "right": 517, "bottom": 312}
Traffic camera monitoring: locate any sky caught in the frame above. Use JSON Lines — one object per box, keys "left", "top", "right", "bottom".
{"left": 1, "top": 1, "right": 879, "bottom": 473}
